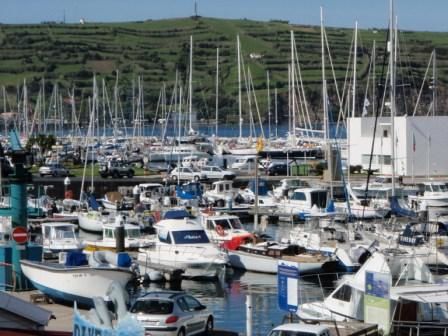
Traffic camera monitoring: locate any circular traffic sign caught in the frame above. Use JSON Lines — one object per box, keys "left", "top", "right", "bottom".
{"left": 12, "top": 227, "right": 28, "bottom": 244}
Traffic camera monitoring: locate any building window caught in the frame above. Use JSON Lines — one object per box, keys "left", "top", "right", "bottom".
{"left": 383, "top": 129, "right": 388, "bottom": 138}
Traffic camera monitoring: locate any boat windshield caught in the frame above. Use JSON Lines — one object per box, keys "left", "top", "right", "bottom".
{"left": 431, "top": 184, "right": 447, "bottom": 192}
{"left": 126, "top": 228, "right": 141, "bottom": 238}
{"left": 171, "top": 230, "right": 210, "bottom": 244}
{"left": 54, "top": 227, "right": 75, "bottom": 239}
{"left": 229, "top": 218, "right": 243, "bottom": 229}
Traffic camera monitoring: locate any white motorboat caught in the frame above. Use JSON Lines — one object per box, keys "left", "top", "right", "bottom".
{"left": 197, "top": 211, "right": 253, "bottom": 245}
{"left": 40, "top": 222, "right": 84, "bottom": 257}
{"left": 137, "top": 218, "right": 228, "bottom": 279}
{"left": 99, "top": 191, "right": 134, "bottom": 211}
{"left": 298, "top": 251, "right": 448, "bottom": 329}
{"left": 20, "top": 251, "right": 135, "bottom": 307}
{"left": 276, "top": 187, "right": 331, "bottom": 219}
{"left": 408, "top": 181, "right": 448, "bottom": 210}
{"left": 83, "top": 223, "right": 154, "bottom": 252}
{"left": 227, "top": 239, "right": 334, "bottom": 274}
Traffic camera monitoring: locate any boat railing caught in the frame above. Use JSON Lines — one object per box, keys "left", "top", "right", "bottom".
{"left": 298, "top": 272, "right": 352, "bottom": 304}
{"left": 391, "top": 320, "right": 448, "bottom": 336}
{"left": 0, "top": 262, "right": 17, "bottom": 291}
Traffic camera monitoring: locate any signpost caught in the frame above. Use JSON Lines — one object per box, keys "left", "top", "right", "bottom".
{"left": 278, "top": 260, "right": 299, "bottom": 314}
{"left": 12, "top": 227, "right": 28, "bottom": 244}
{"left": 364, "top": 271, "right": 391, "bottom": 334}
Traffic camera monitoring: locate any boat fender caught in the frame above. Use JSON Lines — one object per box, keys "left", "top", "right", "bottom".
{"left": 215, "top": 225, "right": 225, "bottom": 236}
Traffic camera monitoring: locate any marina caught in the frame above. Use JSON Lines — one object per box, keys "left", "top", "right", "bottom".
{"left": 2, "top": 0, "right": 448, "bottom": 335}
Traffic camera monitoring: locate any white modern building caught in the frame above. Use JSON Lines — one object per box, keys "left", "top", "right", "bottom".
{"left": 348, "top": 115, "right": 448, "bottom": 177}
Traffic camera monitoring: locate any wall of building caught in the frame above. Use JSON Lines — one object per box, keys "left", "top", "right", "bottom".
{"left": 348, "top": 116, "right": 448, "bottom": 176}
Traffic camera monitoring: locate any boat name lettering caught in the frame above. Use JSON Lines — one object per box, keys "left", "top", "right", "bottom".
{"left": 184, "top": 234, "right": 201, "bottom": 240}
{"left": 72, "top": 274, "right": 86, "bottom": 278}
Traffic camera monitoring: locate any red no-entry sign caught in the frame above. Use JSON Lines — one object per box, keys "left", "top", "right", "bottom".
{"left": 12, "top": 227, "right": 28, "bottom": 244}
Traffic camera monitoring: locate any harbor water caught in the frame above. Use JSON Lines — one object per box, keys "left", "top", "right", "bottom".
{"left": 79, "top": 219, "right": 336, "bottom": 335}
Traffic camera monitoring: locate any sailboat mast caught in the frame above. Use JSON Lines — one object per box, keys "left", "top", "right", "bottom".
{"left": 348, "top": 21, "right": 358, "bottom": 183}
{"left": 290, "top": 31, "right": 296, "bottom": 140}
{"left": 189, "top": 35, "right": 193, "bottom": 133}
{"left": 390, "top": 0, "right": 396, "bottom": 196}
{"left": 215, "top": 47, "right": 219, "bottom": 136}
{"left": 237, "top": 35, "right": 242, "bottom": 139}
{"left": 321, "top": 7, "right": 333, "bottom": 199}
{"left": 267, "top": 71, "right": 271, "bottom": 141}
{"left": 433, "top": 50, "right": 437, "bottom": 116}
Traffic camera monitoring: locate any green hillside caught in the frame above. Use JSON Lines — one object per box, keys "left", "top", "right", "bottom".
{"left": 0, "top": 16, "right": 447, "bottom": 126}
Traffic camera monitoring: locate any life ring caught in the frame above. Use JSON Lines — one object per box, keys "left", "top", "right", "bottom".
{"left": 215, "top": 225, "right": 225, "bottom": 236}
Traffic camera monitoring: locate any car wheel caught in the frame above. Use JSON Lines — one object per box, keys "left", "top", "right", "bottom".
{"left": 171, "top": 175, "right": 178, "bottom": 182}
{"left": 40, "top": 173, "right": 44, "bottom": 177}
{"left": 204, "top": 317, "right": 214, "bottom": 335}
{"left": 112, "top": 171, "right": 119, "bottom": 179}
{"left": 194, "top": 175, "right": 200, "bottom": 182}
{"left": 177, "top": 327, "right": 186, "bottom": 336}
{"left": 216, "top": 199, "right": 225, "bottom": 207}
{"left": 128, "top": 171, "right": 134, "bottom": 178}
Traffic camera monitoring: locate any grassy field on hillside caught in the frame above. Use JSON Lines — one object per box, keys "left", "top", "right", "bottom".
{"left": 0, "top": 16, "right": 447, "bottom": 126}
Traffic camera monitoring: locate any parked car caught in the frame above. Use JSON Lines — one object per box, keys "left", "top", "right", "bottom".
{"left": 129, "top": 291, "right": 214, "bottom": 336}
{"left": 200, "top": 166, "right": 236, "bottom": 180}
{"left": 169, "top": 167, "right": 206, "bottom": 182}
{"left": 38, "top": 163, "right": 70, "bottom": 177}
{"left": 99, "top": 161, "right": 134, "bottom": 178}
{"left": 268, "top": 323, "right": 331, "bottom": 336}
{"left": 266, "top": 162, "right": 288, "bottom": 176}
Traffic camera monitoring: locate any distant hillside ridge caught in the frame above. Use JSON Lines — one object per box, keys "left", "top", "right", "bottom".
{"left": 0, "top": 16, "right": 446, "bottom": 125}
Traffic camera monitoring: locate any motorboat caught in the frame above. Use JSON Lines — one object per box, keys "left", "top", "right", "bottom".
{"left": 276, "top": 187, "right": 331, "bottom": 220}
{"left": 99, "top": 191, "right": 134, "bottom": 211}
{"left": 137, "top": 218, "right": 228, "bottom": 279}
{"left": 408, "top": 181, "right": 448, "bottom": 211}
{"left": 227, "top": 237, "right": 334, "bottom": 274}
{"left": 78, "top": 210, "right": 107, "bottom": 233}
{"left": 298, "top": 251, "right": 448, "bottom": 332}
{"left": 20, "top": 251, "right": 135, "bottom": 307}
{"left": 83, "top": 223, "right": 154, "bottom": 252}
{"left": 40, "top": 222, "right": 84, "bottom": 258}
{"left": 197, "top": 211, "right": 252, "bottom": 246}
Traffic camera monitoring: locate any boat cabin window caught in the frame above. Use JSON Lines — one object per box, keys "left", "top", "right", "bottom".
{"left": 229, "top": 218, "right": 243, "bottom": 230}
{"left": 171, "top": 230, "right": 210, "bottom": 244}
{"left": 214, "top": 219, "right": 231, "bottom": 230}
{"left": 126, "top": 228, "right": 141, "bottom": 238}
{"left": 311, "top": 191, "right": 327, "bottom": 209}
{"left": 43, "top": 226, "right": 51, "bottom": 238}
{"left": 57, "top": 228, "right": 75, "bottom": 240}
{"left": 332, "top": 284, "right": 352, "bottom": 302}
{"left": 158, "top": 230, "right": 172, "bottom": 244}
{"left": 291, "top": 192, "right": 306, "bottom": 201}
{"left": 104, "top": 228, "right": 114, "bottom": 239}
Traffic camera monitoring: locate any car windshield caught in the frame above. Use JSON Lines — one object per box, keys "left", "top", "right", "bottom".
{"left": 130, "top": 299, "right": 173, "bottom": 314}
{"left": 171, "top": 230, "right": 210, "bottom": 244}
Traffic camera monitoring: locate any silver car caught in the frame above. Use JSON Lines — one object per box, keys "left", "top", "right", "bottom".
{"left": 129, "top": 291, "right": 214, "bottom": 336}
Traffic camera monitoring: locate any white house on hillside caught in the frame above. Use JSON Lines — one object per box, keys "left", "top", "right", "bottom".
{"left": 348, "top": 115, "right": 448, "bottom": 177}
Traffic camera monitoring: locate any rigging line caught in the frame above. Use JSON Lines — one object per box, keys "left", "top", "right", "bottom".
{"left": 360, "top": 24, "right": 391, "bottom": 223}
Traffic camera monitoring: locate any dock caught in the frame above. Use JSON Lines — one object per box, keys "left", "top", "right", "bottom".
{"left": 6, "top": 290, "right": 239, "bottom": 335}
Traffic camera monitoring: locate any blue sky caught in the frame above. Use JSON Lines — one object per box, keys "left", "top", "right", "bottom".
{"left": 1, "top": 0, "right": 447, "bottom": 32}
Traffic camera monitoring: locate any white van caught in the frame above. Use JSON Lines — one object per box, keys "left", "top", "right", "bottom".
{"left": 230, "top": 155, "right": 257, "bottom": 171}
